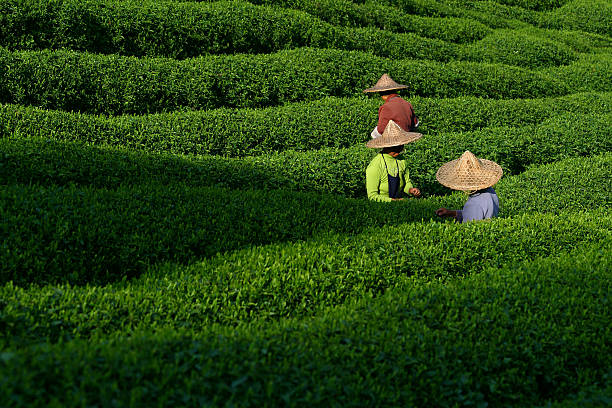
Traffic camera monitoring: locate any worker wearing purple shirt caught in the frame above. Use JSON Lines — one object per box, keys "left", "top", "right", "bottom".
{"left": 435, "top": 151, "right": 503, "bottom": 223}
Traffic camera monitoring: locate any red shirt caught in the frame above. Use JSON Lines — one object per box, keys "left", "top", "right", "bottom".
{"left": 377, "top": 94, "right": 418, "bottom": 134}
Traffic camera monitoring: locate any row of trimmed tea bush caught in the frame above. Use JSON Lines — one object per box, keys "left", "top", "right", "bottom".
{"left": 540, "top": 0, "right": 612, "bottom": 36}
{"left": 3, "top": 112, "right": 610, "bottom": 196}
{"left": 2, "top": 91, "right": 610, "bottom": 156}
{"left": 0, "top": 0, "right": 457, "bottom": 60}
{"left": 0, "top": 0, "right": 582, "bottom": 67}
{"left": 1, "top": 244, "right": 609, "bottom": 406}
{"left": 0, "top": 181, "right": 459, "bottom": 286}
{"left": 0, "top": 0, "right": 492, "bottom": 49}
{"left": 378, "top": 0, "right": 542, "bottom": 27}
{"left": 1, "top": 152, "right": 610, "bottom": 286}
{"left": 246, "top": 0, "right": 493, "bottom": 42}
{"left": 1, "top": 208, "right": 610, "bottom": 342}
{"left": 0, "top": 47, "right": 595, "bottom": 115}
{"left": 489, "top": 0, "right": 570, "bottom": 11}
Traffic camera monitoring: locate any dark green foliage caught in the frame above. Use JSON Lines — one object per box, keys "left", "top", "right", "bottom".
{"left": 2, "top": 113, "right": 610, "bottom": 197}
{"left": 464, "top": 29, "right": 575, "bottom": 67}
{"left": 2, "top": 92, "right": 610, "bottom": 157}
{"left": 0, "top": 46, "right": 581, "bottom": 115}
{"left": 499, "top": 153, "right": 612, "bottom": 216}
{"left": 0, "top": 0, "right": 459, "bottom": 60}
{"left": 1, "top": 152, "right": 609, "bottom": 288}
{"left": 1, "top": 245, "right": 610, "bottom": 406}
{"left": 541, "top": 0, "right": 612, "bottom": 36}
{"left": 0, "top": 181, "right": 454, "bottom": 286}
{"left": 0, "top": 211, "right": 608, "bottom": 341}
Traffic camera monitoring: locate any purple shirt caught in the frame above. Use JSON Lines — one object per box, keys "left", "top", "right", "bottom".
{"left": 456, "top": 187, "right": 500, "bottom": 223}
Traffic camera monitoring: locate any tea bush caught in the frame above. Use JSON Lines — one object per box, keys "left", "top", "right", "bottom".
{"left": 1, "top": 152, "right": 610, "bottom": 286}
{"left": 2, "top": 92, "right": 610, "bottom": 157}
{"left": 0, "top": 0, "right": 458, "bottom": 60}
{"left": 541, "top": 0, "right": 612, "bottom": 36}
{"left": 1, "top": 244, "right": 609, "bottom": 406}
{"left": 0, "top": 210, "right": 609, "bottom": 341}
{"left": 245, "top": 0, "right": 492, "bottom": 43}
{"left": 2, "top": 113, "right": 610, "bottom": 196}
{"left": 0, "top": 47, "right": 580, "bottom": 115}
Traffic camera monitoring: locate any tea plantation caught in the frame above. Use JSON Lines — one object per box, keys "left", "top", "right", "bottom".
{"left": 1, "top": 0, "right": 611, "bottom": 406}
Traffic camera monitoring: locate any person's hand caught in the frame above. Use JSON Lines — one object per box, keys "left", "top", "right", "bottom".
{"left": 409, "top": 187, "right": 421, "bottom": 197}
{"left": 436, "top": 208, "right": 450, "bottom": 217}
{"left": 391, "top": 198, "right": 404, "bottom": 201}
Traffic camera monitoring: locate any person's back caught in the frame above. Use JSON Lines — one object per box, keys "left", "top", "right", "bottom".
{"left": 456, "top": 187, "right": 499, "bottom": 223}
{"left": 377, "top": 95, "right": 418, "bottom": 135}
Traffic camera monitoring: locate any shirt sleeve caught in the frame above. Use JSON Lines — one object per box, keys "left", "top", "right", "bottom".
{"left": 377, "top": 104, "right": 391, "bottom": 135}
{"left": 366, "top": 161, "right": 392, "bottom": 202}
{"left": 402, "top": 164, "right": 413, "bottom": 195}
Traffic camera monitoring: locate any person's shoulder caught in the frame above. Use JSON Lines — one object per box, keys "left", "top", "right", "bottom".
{"left": 367, "top": 154, "right": 383, "bottom": 168}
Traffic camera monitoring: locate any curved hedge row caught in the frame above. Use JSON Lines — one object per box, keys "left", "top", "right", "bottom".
{"left": 464, "top": 29, "right": 575, "bottom": 67}
{"left": 245, "top": 0, "right": 493, "bottom": 43}
{"left": 541, "top": 0, "right": 612, "bottom": 36}
{"left": 1, "top": 152, "right": 610, "bottom": 286}
{"left": 2, "top": 92, "right": 610, "bottom": 157}
{"left": 1, "top": 209, "right": 609, "bottom": 337}
{"left": 499, "top": 153, "right": 612, "bottom": 216}
{"left": 0, "top": 181, "right": 461, "bottom": 286}
{"left": 0, "top": 47, "right": 581, "bottom": 115}
{"left": 491, "top": 0, "right": 570, "bottom": 11}
{"left": 0, "top": 0, "right": 460, "bottom": 60}
{"left": 3, "top": 112, "right": 610, "bottom": 196}
{"left": 1, "top": 244, "right": 610, "bottom": 406}
{"left": 378, "top": 0, "right": 542, "bottom": 28}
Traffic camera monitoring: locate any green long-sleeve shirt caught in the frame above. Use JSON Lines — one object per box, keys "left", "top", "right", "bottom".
{"left": 365, "top": 153, "right": 414, "bottom": 202}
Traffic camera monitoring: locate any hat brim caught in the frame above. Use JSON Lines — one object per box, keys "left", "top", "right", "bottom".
{"left": 436, "top": 158, "right": 503, "bottom": 191}
{"left": 366, "top": 132, "right": 422, "bottom": 148}
{"left": 363, "top": 84, "right": 408, "bottom": 93}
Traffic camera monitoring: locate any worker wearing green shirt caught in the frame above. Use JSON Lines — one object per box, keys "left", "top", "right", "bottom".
{"left": 366, "top": 120, "right": 423, "bottom": 202}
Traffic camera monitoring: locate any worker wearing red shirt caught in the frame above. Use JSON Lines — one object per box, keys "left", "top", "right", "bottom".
{"left": 364, "top": 74, "right": 419, "bottom": 139}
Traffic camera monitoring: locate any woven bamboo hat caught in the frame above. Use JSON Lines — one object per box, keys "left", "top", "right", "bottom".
{"left": 366, "top": 120, "right": 422, "bottom": 149}
{"left": 363, "top": 74, "right": 408, "bottom": 93}
{"left": 436, "top": 151, "right": 503, "bottom": 191}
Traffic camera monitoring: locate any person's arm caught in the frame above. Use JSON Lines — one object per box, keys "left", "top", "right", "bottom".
{"left": 366, "top": 162, "right": 392, "bottom": 202}
{"left": 402, "top": 165, "right": 421, "bottom": 197}
{"left": 408, "top": 102, "right": 419, "bottom": 129}
{"left": 436, "top": 208, "right": 458, "bottom": 219}
{"left": 377, "top": 104, "right": 391, "bottom": 135}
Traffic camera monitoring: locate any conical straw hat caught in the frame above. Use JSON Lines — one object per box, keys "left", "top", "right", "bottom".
{"left": 366, "top": 120, "right": 422, "bottom": 149}
{"left": 436, "top": 151, "right": 503, "bottom": 191}
{"left": 363, "top": 74, "right": 408, "bottom": 93}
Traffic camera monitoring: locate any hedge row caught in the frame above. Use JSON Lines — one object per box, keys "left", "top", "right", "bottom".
{"left": 0, "top": 0, "right": 459, "bottom": 60}
{"left": 377, "top": 0, "right": 542, "bottom": 28}
{"left": 0, "top": 181, "right": 462, "bottom": 286}
{"left": 0, "top": 47, "right": 589, "bottom": 115}
{"left": 0, "top": 0, "right": 492, "bottom": 52}
{"left": 541, "top": 0, "right": 612, "bottom": 36}
{"left": 244, "top": 0, "right": 493, "bottom": 43}
{"left": 0, "top": 0, "right": 584, "bottom": 66}
{"left": 383, "top": 0, "right": 611, "bottom": 36}
{"left": 1, "top": 244, "right": 610, "bottom": 406}
{"left": 499, "top": 153, "right": 612, "bottom": 216}
{"left": 489, "top": 0, "right": 570, "bottom": 11}
{"left": 2, "top": 152, "right": 610, "bottom": 287}
{"left": 1, "top": 208, "right": 610, "bottom": 343}
{"left": 3, "top": 112, "right": 610, "bottom": 196}
{"left": 2, "top": 91, "right": 610, "bottom": 157}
